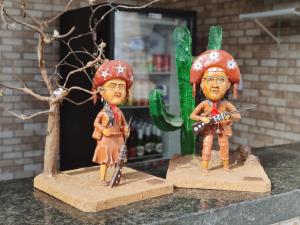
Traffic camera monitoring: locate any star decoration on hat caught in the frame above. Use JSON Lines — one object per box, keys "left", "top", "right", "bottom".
{"left": 100, "top": 69, "right": 109, "bottom": 79}
{"left": 192, "top": 60, "right": 203, "bottom": 71}
{"left": 208, "top": 51, "right": 219, "bottom": 61}
{"left": 227, "top": 59, "right": 237, "bottom": 70}
{"left": 116, "top": 63, "right": 126, "bottom": 75}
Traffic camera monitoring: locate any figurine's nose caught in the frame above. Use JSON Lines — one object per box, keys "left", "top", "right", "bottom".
{"left": 211, "top": 79, "right": 218, "bottom": 87}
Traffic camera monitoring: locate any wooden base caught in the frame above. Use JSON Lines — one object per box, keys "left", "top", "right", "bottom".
{"left": 34, "top": 166, "right": 173, "bottom": 212}
{"left": 166, "top": 151, "right": 271, "bottom": 192}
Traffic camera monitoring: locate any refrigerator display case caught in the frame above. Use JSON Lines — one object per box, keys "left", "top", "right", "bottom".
{"left": 60, "top": 5, "right": 196, "bottom": 170}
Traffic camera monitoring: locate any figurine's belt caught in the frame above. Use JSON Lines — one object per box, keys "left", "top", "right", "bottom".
{"left": 108, "top": 132, "right": 123, "bottom": 137}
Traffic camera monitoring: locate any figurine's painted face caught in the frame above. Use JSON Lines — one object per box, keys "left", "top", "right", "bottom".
{"left": 201, "top": 70, "right": 231, "bottom": 102}
{"left": 100, "top": 79, "right": 127, "bottom": 105}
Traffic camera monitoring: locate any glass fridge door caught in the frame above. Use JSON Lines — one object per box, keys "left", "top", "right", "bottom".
{"left": 114, "top": 10, "right": 189, "bottom": 160}
{"left": 114, "top": 11, "right": 187, "bottom": 74}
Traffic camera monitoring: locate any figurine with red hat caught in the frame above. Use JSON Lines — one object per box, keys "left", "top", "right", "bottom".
{"left": 190, "top": 49, "right": 241, "bottom": 171}
{"left": 92, "top": 60, "right": 133, "bottom": 185}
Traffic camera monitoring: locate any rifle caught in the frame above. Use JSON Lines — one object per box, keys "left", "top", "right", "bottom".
{"left": 191, "top": 106, "right": 254, "bottom": 135}
{"left": 109, "top": 116, "right": 132, "bottom": 187}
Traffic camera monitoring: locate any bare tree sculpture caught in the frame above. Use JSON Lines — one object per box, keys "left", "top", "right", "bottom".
{"left": 0, "top": 0, "right": 158, "bottom": 177}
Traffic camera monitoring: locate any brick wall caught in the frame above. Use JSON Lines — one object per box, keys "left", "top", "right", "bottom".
{"left": 164, "top": 0, "right": 300, "bottom": 149}
{"left": 1, "top": 0, "right": 300, "bottom": 180}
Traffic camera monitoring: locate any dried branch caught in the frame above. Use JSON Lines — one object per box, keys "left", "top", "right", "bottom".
{"left": 38, "top": 35, "right": 54, "bottom": 94}
{"left": 44, "top": 26, "right": 76, "bottom": 44}
{"left": 60, "top": 34, "right": 100, "bottom": 85}
{"left": 67, "top": 31, "right": 93, "bottom": 48}
{"left": 62, "top": 42, "right": 106, "bottom": 88}
{"left": 87, "top": 0, "right": 158, "bottom": 53}
{"left": 20, "top": 0, "right": 42, "bottom": 27}
{"left": 0, "top": 83, "right": 50, "bottom": 102}
{"left": 0, "top": 106, "right": 52, "bottom": 120}
{"left": 1, "top": 0, "right": 78, "bottom": 97}
{"left": 60, "top": 38, "right": 86, "bottom": 70}
{"left": 64, "top": 96, "right": 94, "bottom": 106}
{"left": 0, "top": 1, "right": 44, "bottom": 35}
{"left": 52, "top": 49, "right": 97, "bottom": 84}
{"left": 67, "top": 86, "right": 95, "bottom": 95}
{"left": 45, "top": 0, "right": 74, "bottom": 24}
{"left": 93, "top": 0, "right": 159, "bottom": 31}
{"left": 55, "top": 50, "right": 96, "bottom": 73}
{"left": 82, "top": 48, "right": 97, "bottom": 59}
{"left": 61, "top": 62, "right": 80, "bottom": 70}
{"left": 88, "top": 3, "right": 115, "bottom": 50}
{"left": 0, "top": 1, "right": 14, "bottom": 28}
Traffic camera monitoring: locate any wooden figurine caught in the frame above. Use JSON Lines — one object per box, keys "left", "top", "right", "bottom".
{"left": 92, "top": 60, "right": 133, "bottom": 185}
{"left": 190, "top": 50, "right": 241, "bottom": 171}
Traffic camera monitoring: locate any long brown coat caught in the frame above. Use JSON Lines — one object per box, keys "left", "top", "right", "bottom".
{"left": 190, "top": 100, "right": 241, "bottom": 136}
{"left": 92, "top": 107, "right": 127, "bottom": 165}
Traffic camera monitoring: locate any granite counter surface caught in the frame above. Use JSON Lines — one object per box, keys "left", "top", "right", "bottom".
{"left": 0, "top": 143, "right": 299, "bottom": 225}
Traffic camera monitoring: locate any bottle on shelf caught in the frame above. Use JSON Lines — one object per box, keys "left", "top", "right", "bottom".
{"left": 152, "top": 54, "right": 171, "bottom": 72}
{"left": 162, "top": 54, "right": 171, "bottom": 72}
{"left": 154, "top": 127, "right": 163, "bottom": 154}
{"left": 126, "top": 119, "right": 163, "bottom": 159}
{"left": 131, "top": 79, "right": 155, "bottom": 106}
{"left": 136, "top": 128, "right": 145, "bottom": 157}
{"left": 146, "top": 53, "right": 154, "bottom": 73}
{"left": 127, "top": 122, "right": 137, "bottom": 158}
{"left": 144, "top": 124, "right": 154, "bottom": 154}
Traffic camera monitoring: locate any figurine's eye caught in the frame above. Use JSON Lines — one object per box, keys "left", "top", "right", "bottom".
{"left": 217, "top": 77, "right": 225, "bottom": 84}
{"left": 118, "top": 84, "right": 126, "bottom": 91}
{"left": 107, "top": 84, "right": 117, "bottom": 91}
{"left": 206, "top": 77, "right": 214, "bottom": 83}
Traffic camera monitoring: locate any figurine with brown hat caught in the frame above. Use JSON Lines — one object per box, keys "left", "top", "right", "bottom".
{"left": 92, "top": 60, "right": 133, "bottom": 185}
{"left": 190, "top": 48, "right": 241, "bottom": 172}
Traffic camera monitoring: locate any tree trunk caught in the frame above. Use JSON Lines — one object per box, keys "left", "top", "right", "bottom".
{"left": 43, "top": 102, "right": 60, "bottom": 177}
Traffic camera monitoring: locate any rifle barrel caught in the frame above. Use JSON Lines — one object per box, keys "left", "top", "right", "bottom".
{"left": 227, "top": 106, "right": 255, "bottom": 115}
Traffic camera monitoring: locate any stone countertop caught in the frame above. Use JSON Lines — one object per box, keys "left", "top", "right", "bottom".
{"left": 0, "top": 143, "right": 299, "bottom": 225}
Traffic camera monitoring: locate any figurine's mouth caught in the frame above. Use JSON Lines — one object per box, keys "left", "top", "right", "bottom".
{"left": 210, "top": 87, "right": 219, "bottom": 94}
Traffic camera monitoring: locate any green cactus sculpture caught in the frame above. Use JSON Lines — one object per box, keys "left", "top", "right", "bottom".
{"left": 149, "top": 25, "right": 223, "bottom": 155}
{"left": 149, "top": 26, "right": 195, "bottom": 155}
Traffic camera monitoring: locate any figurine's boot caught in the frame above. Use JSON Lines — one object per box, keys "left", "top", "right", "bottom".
{"left": 202, "top": 160, "right": 209, "bottom": 171}
{"left": 219, "top": 134, "right": 230, "bottom": 171}
{"left": 222, "top": 160, "right": 229, "bottom": 171}
{"left": 100, "top": 164, "right": 109, "bottom": 186}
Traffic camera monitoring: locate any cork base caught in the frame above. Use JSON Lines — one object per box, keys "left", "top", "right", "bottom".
{"left": 166, "top": 151, "right": 271, "bottom": 192}
{"left": 34, "top": 166, "right": 173, "bottom": 212}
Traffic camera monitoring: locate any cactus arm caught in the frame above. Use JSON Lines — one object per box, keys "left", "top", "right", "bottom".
{"left": 149, "top": 89, "right": 183, "bottom": 131}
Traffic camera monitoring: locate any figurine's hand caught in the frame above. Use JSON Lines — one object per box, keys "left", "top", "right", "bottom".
{"left": 124, "top": 127, "right": 130, "bottom": 138}
{"left": 200, "top": 116, "right": 210, "bottom": 124}
{"left": 223, "top": 112, "right": 231, "bottom": 120}
{"left": 102, "top": 129, "right": 111, "bottom": 136}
